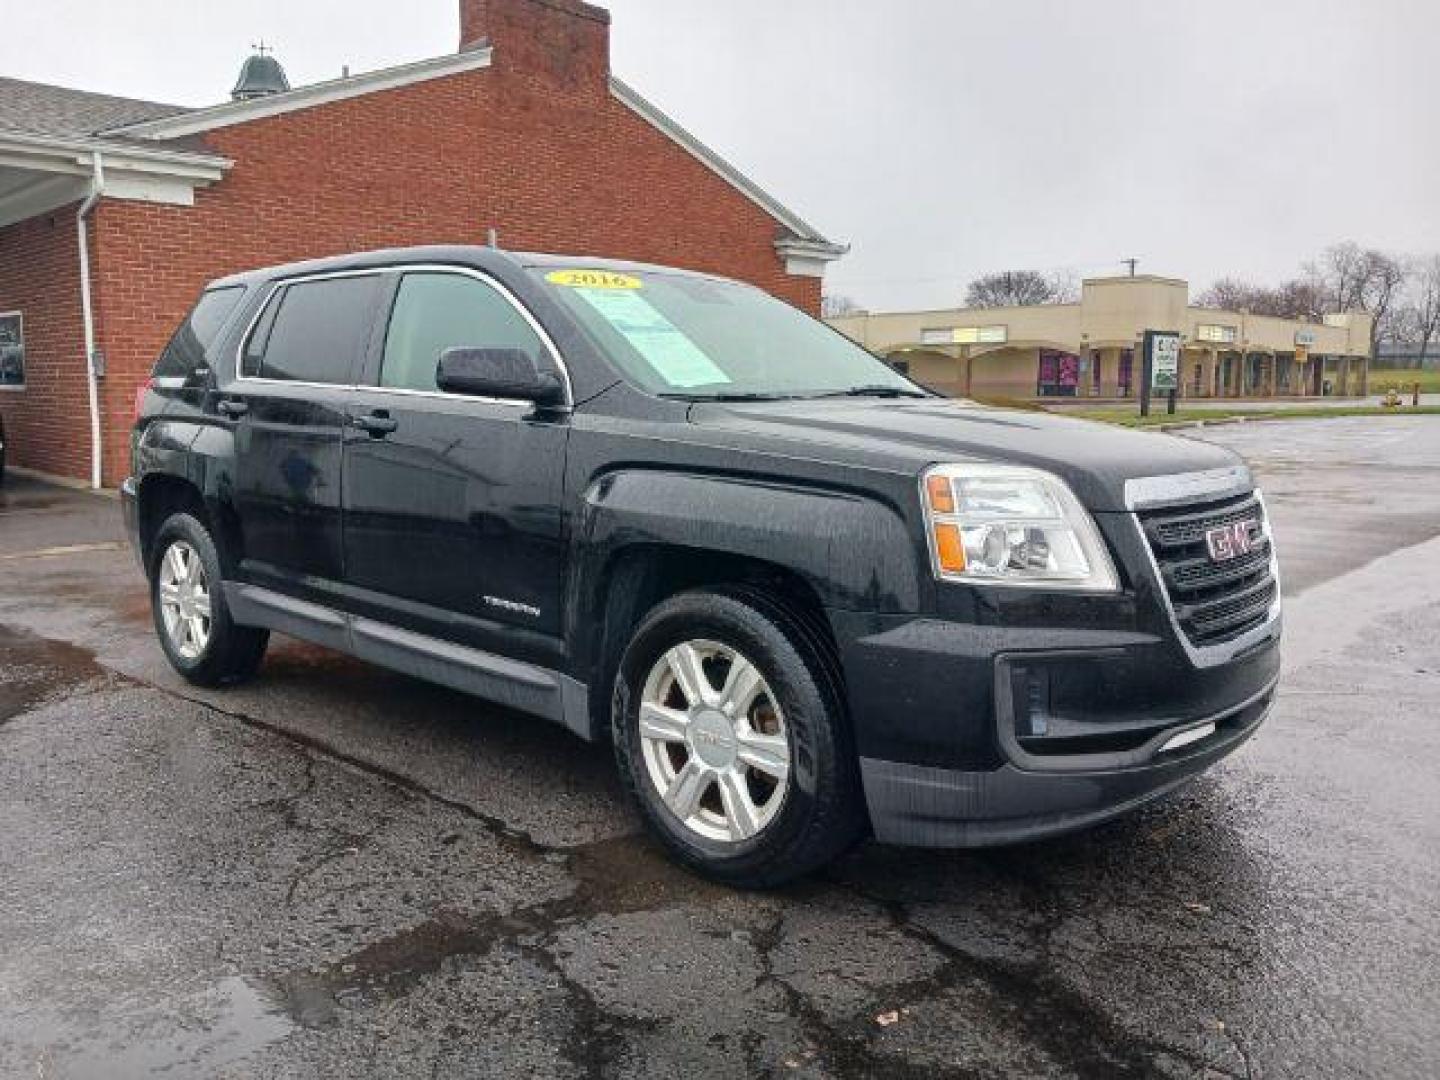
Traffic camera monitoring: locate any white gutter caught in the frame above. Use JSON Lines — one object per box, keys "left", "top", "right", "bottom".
{"left": 77, "top": 151, "right": 104, "bottom": 490}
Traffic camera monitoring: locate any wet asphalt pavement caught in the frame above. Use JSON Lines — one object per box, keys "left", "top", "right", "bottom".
{"left": 1, "top": 415, "right": 1438, "bottom": 1079}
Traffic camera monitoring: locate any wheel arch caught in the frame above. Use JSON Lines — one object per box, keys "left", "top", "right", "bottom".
{"left": 135, "top": 464, "right": 243, "bottom": 577}
{"left": 569, "top": 468, "right": 921, "bottom": 740}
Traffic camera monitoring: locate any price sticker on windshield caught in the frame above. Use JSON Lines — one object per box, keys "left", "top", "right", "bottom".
{"left": 546, "top": 269, "right": 643, "bottom": 290}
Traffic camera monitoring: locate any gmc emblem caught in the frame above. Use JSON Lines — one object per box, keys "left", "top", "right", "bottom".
{"left": 1205, "top": 520, "right": 1257, "bottom": 563}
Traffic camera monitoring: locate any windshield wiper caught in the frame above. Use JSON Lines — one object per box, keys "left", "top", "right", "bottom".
{"left": 657, "top": 391, "right": 798, "bottom": 402}
{"left": 811, "top": 385, "right": 929, "bottom": 399}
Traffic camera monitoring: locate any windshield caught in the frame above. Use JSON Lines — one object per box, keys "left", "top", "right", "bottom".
{"left": 530, "top": 267, "right": 924, "bottom": 400}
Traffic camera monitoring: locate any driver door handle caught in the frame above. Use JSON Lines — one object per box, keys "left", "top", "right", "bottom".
{"left": 351, "top": 412, "right": 398, "bottom": 437}
{"left": 217, "top": 399, "right": 248, "bottom": 418}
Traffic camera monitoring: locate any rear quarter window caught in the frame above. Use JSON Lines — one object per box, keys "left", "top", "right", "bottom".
{"left": 153, "top": 286, "right": 247, "bottom": 383}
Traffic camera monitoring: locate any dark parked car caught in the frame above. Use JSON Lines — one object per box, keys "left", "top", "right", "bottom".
{"left": 123, "top": 247, "right": 1282, "bottom": 886}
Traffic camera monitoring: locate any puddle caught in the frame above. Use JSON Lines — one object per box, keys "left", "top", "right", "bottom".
{"left": 563, "top": 832, "right": 736, "bottom": 917}
{"left": 0, "top": 624, "right": 116, "bottom": 724}
{"left": 277, "top": 834, "right": 730, "bottom": 1025}
{"left": 280, "top": 911, "right": 507, "bottom": 1026}
{"left": 18, "top": 976, "right": 291, "bottom": 1079}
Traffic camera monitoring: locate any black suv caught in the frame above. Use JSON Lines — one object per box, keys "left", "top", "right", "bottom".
{"left": 123, "top": 246, "right": 1281, "bottom": 886}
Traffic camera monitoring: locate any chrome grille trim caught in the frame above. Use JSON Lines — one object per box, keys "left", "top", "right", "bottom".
{"left": 1128, "top": 486, "right": 1282, "bottom": 668}
{"left": 1124, "top": 465, "right": 1253, "bottom": 512}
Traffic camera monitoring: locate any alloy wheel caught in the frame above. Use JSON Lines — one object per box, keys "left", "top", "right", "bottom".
{"left": 157, "top": 540, "right": 212, "bottom": 661}
{"left": 638, "top": 639, "right": 791, "bottom": 843}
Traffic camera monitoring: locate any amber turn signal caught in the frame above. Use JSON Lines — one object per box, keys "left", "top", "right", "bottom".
{"left": 925, "top": 474, "right": 955, "bottom": 514}
{"left": 933, "top": 523, "right": 966, "bottom": 573}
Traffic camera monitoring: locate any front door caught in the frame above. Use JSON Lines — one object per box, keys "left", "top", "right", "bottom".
{"left": 230, "top": 272, "right": 385, "bottom": 596}
{"left": 341, "top": 269, "right": 570, "bottom": 660}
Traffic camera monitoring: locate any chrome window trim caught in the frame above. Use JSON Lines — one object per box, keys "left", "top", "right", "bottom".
{"left": 230, "top": 263, "right": 575, "bottom": 410}
{"left": 1128, "top": 487, "right": 1282, "bottom": 669}
{"left": 350, "top": 383, "right": 529, "bottom": 409}
{"left": 233, "top": 268, "right": 388, "bottom": 389}
{"left": 1123, "top": 465, "right": 1253, "bottom": 512}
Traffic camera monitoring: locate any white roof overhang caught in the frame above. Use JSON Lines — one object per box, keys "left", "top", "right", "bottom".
{"left": 0, "top": 130, "right": 230, "bottom": 228}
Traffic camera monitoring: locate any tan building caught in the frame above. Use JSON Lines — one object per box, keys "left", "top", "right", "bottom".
{"left": 829, "top": 275, "right": 1374, "bottom": 402}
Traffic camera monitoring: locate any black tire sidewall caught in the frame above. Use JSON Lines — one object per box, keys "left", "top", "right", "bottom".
{"left": 613, "top": 591, "right": 853, "bottom": 885}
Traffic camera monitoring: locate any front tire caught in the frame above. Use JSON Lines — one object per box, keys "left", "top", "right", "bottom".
{"left": 150, "top": 513, "right": 268, "bottom": 687}
{"left": 612, "top": 589, "right": 864, "bottom": 888}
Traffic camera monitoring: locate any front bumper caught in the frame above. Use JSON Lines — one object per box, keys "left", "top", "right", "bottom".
{"left": 860, "top": 680, "right": 1272, "bottom": 847}
{"left": 830, "top": 607, "right": 1281, "bottom": 848}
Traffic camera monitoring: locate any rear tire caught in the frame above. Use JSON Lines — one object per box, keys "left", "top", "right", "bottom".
{"left": 150, "top": 513, "right": 268, "bottom": 687}
{"left": 612, "top": 588, "right": 864, "bottom": 888}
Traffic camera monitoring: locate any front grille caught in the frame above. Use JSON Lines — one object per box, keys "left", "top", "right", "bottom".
{"left": 1138, "top": 493, "right": 1277, "bottom": 647}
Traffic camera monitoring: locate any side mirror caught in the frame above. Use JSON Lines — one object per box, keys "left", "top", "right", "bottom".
{"left": 435, "top": 347, "right": 568, "bottom": 410}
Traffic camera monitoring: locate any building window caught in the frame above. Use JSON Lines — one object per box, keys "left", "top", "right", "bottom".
{"left": 1118, "top": 349, "right": 1135, "bottom": 397}
{"left": 0, "top": 312, "right": 23, "bottom": 389}
{"left": 1037, "top": 349, "right": 1079, "bottom": 397}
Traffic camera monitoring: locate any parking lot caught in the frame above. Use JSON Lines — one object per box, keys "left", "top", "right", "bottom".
{"left": 2, "top": 415, "right": 1438, "bottom": 1079}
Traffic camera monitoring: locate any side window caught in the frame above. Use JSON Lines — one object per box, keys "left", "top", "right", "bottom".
{"left": 379, "top": 272, "right": 546, "bottom": 393}
{"left": 243, "top": 275, "right": 382, "bottom": 385}
{"left": 154, "top": 286, "right": 246, "bottom": 381}
{"left": 0, "top": 312, "right": 24, "bottom": 388}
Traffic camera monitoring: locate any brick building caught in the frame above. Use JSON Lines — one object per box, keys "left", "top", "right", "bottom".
{"left": 0, "top": 0, "right": 845, "bottom": 487}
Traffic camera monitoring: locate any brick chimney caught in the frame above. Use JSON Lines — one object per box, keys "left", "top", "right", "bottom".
{"left": 459, "top": 0, "right": 610, "bottom": 88}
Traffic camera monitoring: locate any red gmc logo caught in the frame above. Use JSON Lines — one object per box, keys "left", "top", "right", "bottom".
{"left": 1205, "top": 520, "right": 1257, "bottom": 563}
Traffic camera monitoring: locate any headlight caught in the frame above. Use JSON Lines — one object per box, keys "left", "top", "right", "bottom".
{"left": 920, "top": 464, "right": 1119, "bottom": 591}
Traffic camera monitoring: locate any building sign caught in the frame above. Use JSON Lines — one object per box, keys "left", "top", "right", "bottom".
{"left": 1295, "top": 328, "right": 1318, "bottom": 346}
{"left": 1196, "top": 323, "right": 1237, "bottom": 344}
{"left": 0, "top": 312, "right": 23, "bottom": 387}
{"left": 919, "top": 325, "right": 1007, "bottom": 346}
{"left": 1145, "top": 330, "right": 1182, "bottom": 392}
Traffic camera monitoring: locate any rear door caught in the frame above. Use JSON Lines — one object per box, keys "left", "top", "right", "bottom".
{"left": 341, "top": 268, "right": 570, "bottom": 659}
{"left": 228, "top": 271, "right": 385, "bottom": 597}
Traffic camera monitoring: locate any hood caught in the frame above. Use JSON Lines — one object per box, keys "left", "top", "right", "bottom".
{"left": 687, "top": 397, "right": 1246, "bottom": 512}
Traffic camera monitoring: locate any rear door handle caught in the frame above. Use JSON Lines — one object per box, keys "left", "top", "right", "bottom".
{"left": 351, "top": 412, "right": 398, "bottom": 436}
{"left": 217, "top": 399, "right": 248, "bottom": 418}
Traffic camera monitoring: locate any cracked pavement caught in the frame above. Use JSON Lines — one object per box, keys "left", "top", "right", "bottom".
{"left": 2, "top": 415, "right": 1439, "bottom": 1078}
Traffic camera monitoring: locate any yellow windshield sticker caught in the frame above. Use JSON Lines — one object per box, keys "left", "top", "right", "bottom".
{"left": 546, "top": 269, "right": 643, "bottom": 290}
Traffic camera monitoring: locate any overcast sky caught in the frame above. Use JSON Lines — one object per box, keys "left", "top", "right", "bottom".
{"left": 5, "top": 0, "right": 1437, "bottom": 310}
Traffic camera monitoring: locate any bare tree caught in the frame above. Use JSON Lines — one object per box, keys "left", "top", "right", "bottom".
{"left": 821, "top": 293, "right": 864, "bottom": 319}
{"left": 1364, "top": 250, "right": 1407, "bottom": 347}
{"left": 964, "top": 270, "right": 1055, "bottom": 308}
{"left": 1309, "top": 242, "right": 1372, "bottom": 313}
{"left": 1196, "top": 276, "right": 1325, "bottom": 320}
{"left": 1047, "top": 269, "right": 1080, "bottom": 304}
{"left": 1269, "top": 277, "right": 1328, "bottom": 322}
{"left": 1196, "top": 277, "right": 1256, "bottom": 311}
{"left": 1405, "top": 255, "right": 1440, "bottom": 368}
